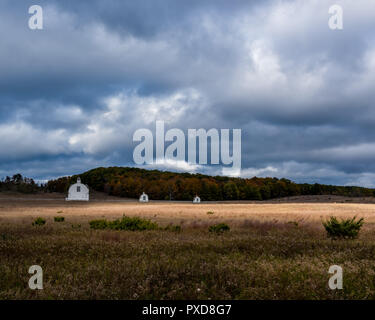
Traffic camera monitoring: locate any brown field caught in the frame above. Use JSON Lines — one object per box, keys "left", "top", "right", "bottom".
{"left": 1, "top": 194, "right": 375, "bottom": 300}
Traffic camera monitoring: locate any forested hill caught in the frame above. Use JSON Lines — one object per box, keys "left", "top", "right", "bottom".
{"left": 46, "top": 167, "right": 375, "bottom": 201}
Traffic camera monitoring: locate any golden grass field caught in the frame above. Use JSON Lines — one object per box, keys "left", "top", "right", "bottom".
{"left": 1, "top": 193, "right": 375, "bottom": 225}
{"left": 1, "top": 193, "right": 375, "bottom": 300}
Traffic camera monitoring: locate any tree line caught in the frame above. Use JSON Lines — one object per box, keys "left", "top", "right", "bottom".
{"left": 0, "top": 174, "right": 42, "bottom": 194}
{"left": 45, "top": 167, "right": 375, "bottom": 200}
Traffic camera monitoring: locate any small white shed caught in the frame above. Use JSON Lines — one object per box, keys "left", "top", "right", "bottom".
{"left": 66, "top": 177, "right": 89, "bottom": 201}
{"left": 193, "top": 195, "right": 201, "bottom": 204}
{"left": 139, "top": 192, "right": 149, "bottom": 203}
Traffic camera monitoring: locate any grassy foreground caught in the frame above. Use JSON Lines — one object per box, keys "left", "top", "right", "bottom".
{"left": 1, "top": 217, "right": 375, "bottom": 299}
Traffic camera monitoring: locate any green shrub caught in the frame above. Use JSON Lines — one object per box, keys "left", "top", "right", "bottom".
{"left": 89, "top": 219, "right": 108, "bottom": 230}
{"left": 287, "top": 221, "right": 299, "bottom": 227}
{"left": 32, "top": 217, "right": 46, "bottom": 226}
{"left": 108, "top": 216, "right": 158, "bottom": 231}
{"left": 164, "top": 224, "right": 182, "bottom": 232}
{"left": 323, "top": 216, "right": 364, "bottom": 239}
{"left": 89, "top": 216, "right": 158, "bottom": 231}
{"left": 209, "top": 223, "right": 230, "bottom": 234}
{"left": 54, "top": 216, "right": 65, "bottom": 222}
{"left": 207, "top": 211, "right": 214, "bottom": 215}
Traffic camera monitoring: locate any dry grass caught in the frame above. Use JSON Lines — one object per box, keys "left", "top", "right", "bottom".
{"left": 2, "top": 197, "right": 375, "bottom": 224}
{"left": 1, "top": 197, "right": 375, "bottom": 299}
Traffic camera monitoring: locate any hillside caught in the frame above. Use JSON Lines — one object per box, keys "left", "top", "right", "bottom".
{"left": 45, "top": 167, "right": 375, "bottom": 201}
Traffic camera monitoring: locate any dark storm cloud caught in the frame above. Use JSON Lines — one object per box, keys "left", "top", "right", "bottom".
{"left": 1, "top": 0, "right": 375, "bottom": 186}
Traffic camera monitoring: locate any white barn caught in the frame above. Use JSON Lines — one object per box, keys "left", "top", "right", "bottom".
{"left": 66, "top": 177, "right": 89, "bottom": 201}
{"left": 139, "top": 192, "right": 149, "bottom": 203}
{"left": 193, "top": 195, "right": 201, "bottom": 203}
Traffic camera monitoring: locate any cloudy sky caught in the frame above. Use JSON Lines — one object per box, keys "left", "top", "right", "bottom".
{"left": 1, "top": 0, "right": 375, "bottom": 186}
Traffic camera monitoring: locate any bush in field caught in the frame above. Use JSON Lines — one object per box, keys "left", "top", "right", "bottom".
{"left": 90, "top": 216, "right": 158, "bottom": 231}
{"left": 32, "top": 217, "right": 46, "bottom": 226}
{"left": 109, "top": 216, "right": 158, "bottom": 231}
{"left": 287, "top": 221, "right": 299, "bottom": 227}
{"left": 54, "top": 216, "right": 65, "bottom": 222}
{"left": 323, "top": 216, "right": 364, "bottom": 239}
{"left": 164, "top": 224, "right": 182, "bottom": 232}
{"left": 89, "top": 219, "right": 108, "bottom": 230}
{"left": 209, "top": 223, "right": 230, "bottom": 234}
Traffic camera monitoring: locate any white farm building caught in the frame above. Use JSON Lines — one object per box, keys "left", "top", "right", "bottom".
{"left": 66, "top": 177, "right": 89, "bottom": 201}
{"left": 193, "top": 196, "right": 201, "bottom": 203}
{"left": 139, "top": 192, "right": 149, "bottom": 203}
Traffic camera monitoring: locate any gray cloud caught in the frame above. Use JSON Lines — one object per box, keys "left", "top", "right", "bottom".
{"left": 1, "top": 0, "right": 375, "bottom": 186}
